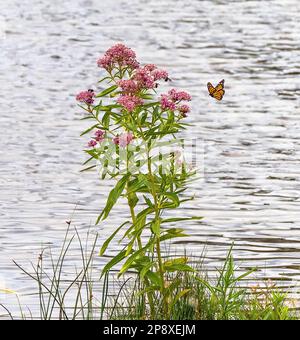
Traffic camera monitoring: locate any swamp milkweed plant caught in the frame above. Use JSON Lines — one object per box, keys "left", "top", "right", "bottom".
{"left": 76, "top": 43, "right": 202, "bottom": 318}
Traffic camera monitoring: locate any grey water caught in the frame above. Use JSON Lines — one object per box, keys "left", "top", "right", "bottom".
{"left": 1, "top": 0, "right": 300, "bottom": 316}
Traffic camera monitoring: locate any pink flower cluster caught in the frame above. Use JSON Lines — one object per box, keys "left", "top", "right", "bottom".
{"left": 76, "top": 89, "right": 95, "bottom": 105}
{"left": 117, "top": 94, "right": 143, "bottom": 112}
{"left": 87, "top": 129, "right": 105, "bottom": 148}
{"left": 178, "top": 104, "right": 190, "bottom": 117}
{"left": 94, "top": 129, "right": 105, "bottom": 142}
{"left": 88, "top": 140, "right": 97, "bottom": 148}
{"left": 132, "top": 64, "right": 169, "bottom": 90}
{"left": 117, "top": 80, "right": 139, "bottom": 93}
{"left": 116, "top": 64, "right": 168, "bottom": 112}
{"left": 160, "top": 89, "right": 191, "bottom": 116}
{"left": 113, "top": 132, "right": 134, "bottom": 147}
{"left": 117, "top": 64, "right": 169, "bottom": 93}
{"left": 97, "top": 44, "right": 139, "bottom": 71}
{"left": 168, "top": 89, "right": 191, "bottom": 102}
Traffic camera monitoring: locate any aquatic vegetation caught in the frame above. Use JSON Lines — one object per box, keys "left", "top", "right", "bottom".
{"left": 5, "top": 226, "right": 296, "bottom": 320}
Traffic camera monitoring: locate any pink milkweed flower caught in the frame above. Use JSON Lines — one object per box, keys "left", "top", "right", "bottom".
{"left": 133, "top": 67, "right": 155, "bottom": 89}
{"left": 160, "top": 94, "right": 176, "bottom": 111}
{"left": 132, "top": 65, "right": 169, "bottom": 90}
{"left": 178, "top": 104, "right": 190, "bottom": 117}
{"left": 88, "top": 140, "right": 97, "bottom": 148}
{"left": 117, "top": 79, "right": 139, "bottom": 94}
{"left": 151, "top": 69, "right": 169, "bottom": 81}
{"left": 97, "top": 44, "right": 139, "bottom": 71}
{"left": 113, "top": 136, "right": 119, "bottom": 146}
{"left": 95, "top": 129, "right": 105, "bottom": 138}
{"left": 113, "top": 132, "right": 134, "bottom": 147}
{"left": 76, "top": 89, "right": 95, "bottom": 105}
{"left": 117, "top": 94, "right": 143, "bottom": 112}
{"left": 168, "top": 89, "right": 191, "bottom": 102}
{"left": 160, "top": 89, "right": 191, "bottom": 113}
{"left": 144, "top": 64, "right": 157, "bottom": 72}
{"left": 94, "top": 129, "right": 105, "bottom": 142}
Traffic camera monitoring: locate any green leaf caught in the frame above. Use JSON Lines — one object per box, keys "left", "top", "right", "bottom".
{"left": 143, "top": 195, "right": 153, "bottom": 208}
{"left": 140, "top": 93, "right": 154, "bottom": 100}
{"left": 127, "top": 175, "right": 148, "bottom": 194}
{"left": 96, "top": 173, "right": 130, "bottom": 224}
{"left": 82, "top": 156, "right": 94, "bottom": 166}
{"left": 102, "top": 111, "right": 111, "bottom": 129}
{"left": 100, "top": 250, "right": 127, "bottom": 278}
{"left": 96, "top": 85, "right": 118, "bottom": 98}
{"left": 97, "top": 76, "right": 112, "bottom": 84}
{"left": 84, "top": 149, "right": 99, "bottom": 161}
{"left": 122, "top": 207, "right": 154, "bottom": 240}
{"left": 145, "top": 271, "right": 162, "bottom": 287}
{"left": 118, "top": 241, "right": 154, "bottom": 276}
{"left": 161, "top": 216, "right": 203, "bottom": 224}
{"left": 136, "top": 285, "right": 160, "bottom": 296}
{"left": 99, "top": 221, "right": 129, "bottom": 256}
{"left": 160, "top": 228, "right": 189, "bottom": 242}
{"left": 80, "top": 165, "right": 96, "bottom": 173}
{"left": 163, "top": 257, "right": 188, "bottom": 267}
{"left": 80, "top": 124, "right": 99, "bottom": 137}
{"left": 140, "top": 262, "right": 153, "bottom": 280}
{"left": 195, "top": 277, "right": 220, "bottom": 294}
{"left": 80, "top": 115, "right": 94, "bottom": 120}
{"left": 164, "top": 263, "right": 195, "bottom": 273}
{"left": 97, "top": 104, "right": 121, "bottom": 111}
{"left": 125, "top": 239, "right": 135, "bottom": 257}
{"left": 163, "top": 192, "right": 180, "bottom": 208}
{"left": 128, "top": 191, "right": 139, "bottom": 208}
{"left": 150, "top": 218, "right": 161, "bottom": 237}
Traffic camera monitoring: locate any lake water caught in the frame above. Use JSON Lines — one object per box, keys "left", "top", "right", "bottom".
{"left": 1, "top": 0, "right": 300, "bottom": 316}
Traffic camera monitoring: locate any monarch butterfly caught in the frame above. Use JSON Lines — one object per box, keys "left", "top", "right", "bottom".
{"left": 207, "top": 79, "right": 225, "bottom": 101}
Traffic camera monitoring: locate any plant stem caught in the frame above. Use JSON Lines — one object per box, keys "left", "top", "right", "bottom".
{"left": 126, "top": 177, "right": 155, "bottom": 318}
{"left": 146, "top": 146, "right": 168, "bottom": 316}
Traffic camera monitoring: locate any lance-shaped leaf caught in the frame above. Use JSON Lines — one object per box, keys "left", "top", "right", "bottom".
{"left": 118, "top": 240, "right": 154, "bottom": 276}
{"left": 150, "top": 218, "right": 161, "bottom": 237}
{"left": 80, "top": 165, "right": 96, "bottom": 173}
{"left": 162, "top": 192, "right": 180, "bottom": 208}
{"left": 145, "top": 271, "right": 162, "bottom": 287}
{"left": 160, "top": 228, "right": 189, "bottom": 242}
{"left": 140, "top": 262, "right": 154, "bottom": 280}
{"left": 99, "top": 221, "right": 129, "bottom": 256}
{"left": 100, "top": 250, "right": 127, "bottom": 278}
{"left": 102, "top": 111, "right": 111, "bottom": 129}
{"left": 161, "top": 216, "right": 203, "bottom": 224}
{"left": 80, "top": 123, "right": 100, "bottom": 136}
{"left": 96, "top": 173, "right": 130, "bottom": 224}
{"left": 96, "top": 85, "right": 118, "bottom": 98}
{"left": 164, "top": 262, "right": 194, "bottom": 273}
{"left": 122, "top": 207, "right": 154, "bottom": 240}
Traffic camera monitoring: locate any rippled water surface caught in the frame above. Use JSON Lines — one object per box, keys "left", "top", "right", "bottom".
{"left": 1, "top": 0, "right": 300, "bottom": 315}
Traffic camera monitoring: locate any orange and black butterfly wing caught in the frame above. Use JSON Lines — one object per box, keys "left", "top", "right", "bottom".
{"left": 214, "top": 79, "right": 224, "bottom": 92}
{"left": 207, "top": 82, "right": 216, "bottom": 97}
{"left": 212, "top": 89, "right": 225, "bottom": 101}
{"left": 208, "top": 79, "right": 225, "bottom": 100}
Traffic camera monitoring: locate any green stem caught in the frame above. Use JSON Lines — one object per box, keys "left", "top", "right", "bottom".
{"left": 126, "top": 140, "right": 155, "bottom": 318}
{"left": 146, "top": 147, "right": 168, "bottom": 316}
{"left": 126, "top": 181, "right": 155, "bottom": 319}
